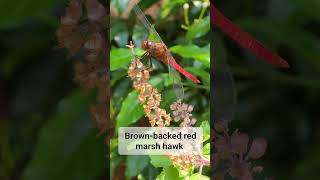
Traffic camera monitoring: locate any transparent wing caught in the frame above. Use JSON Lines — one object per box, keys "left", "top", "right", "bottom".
{"left": 213, "top": 57, "right": 237, "bottom": 122}
{"left": 133, "top": 4, "right": 184, "bottom": 101}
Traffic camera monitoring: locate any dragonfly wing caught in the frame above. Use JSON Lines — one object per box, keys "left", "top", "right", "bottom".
{"left": 213, "top": 57, "right": 237, "bottom": 123}
{"left": 166, "top": 54, "right": 185, "bottom": 101}
{"left": 133, "top": 5, "right": 162, "bottom": 43}
{"left": 133, "top": 3, "right": 185, "bottom": 101}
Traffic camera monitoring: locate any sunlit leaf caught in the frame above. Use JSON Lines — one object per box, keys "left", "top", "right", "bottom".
{"left": 169, "top": 45, "right": 210, "bottom": 67}
{"left": 202, "top": 143, "right": 210, "bottom": 159}
{"left": 110, "top": 48, "right": 144, "bottom": 71}
{"left": 156, "top": 166, "right": 183, "bottom": 180}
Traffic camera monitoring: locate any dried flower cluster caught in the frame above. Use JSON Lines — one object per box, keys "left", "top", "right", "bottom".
{"left": 126, "top": 42, "right": 208, "bottom": 172}
{"left": 213, "top": 121, "right": 267, "bottom": 180}
{"left": 170, "top": 100, "right": 197, "bottom": 127}
{"left": 57, "top": 0, "right": 110, "bottom": 137}
{"left": 127, "top": 54, "right": 170, "bottom": 127}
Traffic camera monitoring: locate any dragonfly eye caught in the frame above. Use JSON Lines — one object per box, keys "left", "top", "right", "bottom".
{"left": 142, "top": 40, "right": 148, "bottom": 49}
{"left": 148, "top": 41, "right": 152, "bottom": 46}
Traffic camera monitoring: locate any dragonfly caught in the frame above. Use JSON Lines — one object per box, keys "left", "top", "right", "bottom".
{"left": 211, "top": 4, "right": 289, "bottom": 68}
{"left": 211, "top": 3, "right": 289, "bottom": 122}
{"left": 132, "top": 4, "right": 201, "bottom": 101}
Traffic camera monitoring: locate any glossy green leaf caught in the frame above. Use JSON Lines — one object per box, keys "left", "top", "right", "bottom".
{"left": 186, "top": 16, "right": 210, "bottom": 40}
{"left": 110, "top": 48, "right": 145, "bottom": 71}
{"left": 170, "top": 45, "right": 210, "bottom": 67}
{"left": 115, "top": 91, "right": 143, "bottom": 128}
{"left": 125, "top": 155, "right": 149, "bottom": 178}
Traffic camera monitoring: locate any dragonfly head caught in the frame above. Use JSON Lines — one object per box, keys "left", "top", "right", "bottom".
{"left": 142, "top": 40, "right": 152, "bottom": 50}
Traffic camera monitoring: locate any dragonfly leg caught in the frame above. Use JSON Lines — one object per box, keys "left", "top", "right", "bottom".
{"left": 140, "top": 52, "right": 154, "bottom": 71}
{"left": 144, "top": 57, "right": 154, "bottom": 71}
{"left": 140, "top": 51, "right": 150, "bottom": 59}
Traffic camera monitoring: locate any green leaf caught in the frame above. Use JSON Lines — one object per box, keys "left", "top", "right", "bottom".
{"left": 184, "top": 67, "right": 210, "bottom": 85}
{"left": 110, "top": 48, "right": 144, "bottom": 71}
{"left": 22, "top": 91, "right": 106, "bottom": 180}
{"left": 189, "top": 173, "right": 210, "bottom": 180}
{"left": 125, "top": 155, "right": 149, "bottom": 178}
{"left": 202, "top": 143, "right": 210, "bottom": 155}
{"left": 170, "top": 45, "right": 210, "bottom": 67}
{"left": 186, "top": 16, "right": 210, "bottom": 40}
{"left": 202, "top": 143, "right": 210, "bottom": 160}
{"left": 115, "top": 91, "right": 143, "bottom": 128}
{"left": 160, "top": 0, "right": 187, "bottom": 19}
{"left": 0, "top": 0, "right": 63, "bottom": 28}
{"left": 111, "top": 21, "right": 129, "bottom": 47}
{"left": 149, "top": 155, "right": 171, "bottom": 168}
{"left": 200, "top": 120, "right": 210, "bottom": 142}
{"left": 156, "top": 166, "right": 183, "bottom": 180}
{"left": 110, "top": 21, "right": 127, "bottom": 39}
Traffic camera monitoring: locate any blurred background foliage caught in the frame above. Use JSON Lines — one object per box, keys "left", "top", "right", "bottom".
{"left": 110, "top": 0, "right": 210, "bottom": 179}
{"left": 215, "top": 0, "right": 320, "bottom": 179}
{"left": 0, "top": 0, "right": 319, "bottom": 179}
{"left": 0, "top": 0, "right": 108, "bottom": 180}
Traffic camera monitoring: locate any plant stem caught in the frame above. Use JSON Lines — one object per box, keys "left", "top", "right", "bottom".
{"left": 199, "top": 6, "right": 207, "bottom": 20}
{"left": 184, "top": 7, "right": 190, "bottom": 26}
